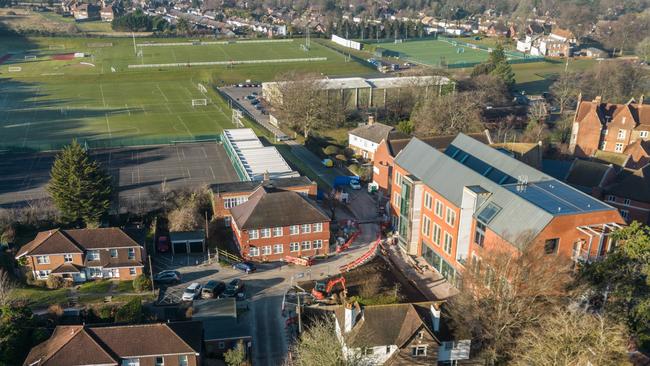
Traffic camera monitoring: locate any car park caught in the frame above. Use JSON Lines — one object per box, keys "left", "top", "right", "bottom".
{"left": 201, "top": 280, "right": 226, "bottom": 299}
{"left": 181, "top": 282, "right": 202, "bottom": 301}
{"left": 233, "top": 262, "right": 256, "bottom": 273}
{"left": 153, "top": 270, "right": 181, "bottom": 285}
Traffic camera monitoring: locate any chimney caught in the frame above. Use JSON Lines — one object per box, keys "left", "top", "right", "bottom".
{"left": 367, "top": 114, "right": 375, "bottom": 126}
{"left": 262, "top": 171, "right": 270, "bottom": 181}
{"left": 344, "top": 302, "right": 361, "bottom": 333}
{"left": 430, "top": 304, "right": 440, "bottom": 332}
{"left": 593, "top": 96, "right": 602, "bottom": 104}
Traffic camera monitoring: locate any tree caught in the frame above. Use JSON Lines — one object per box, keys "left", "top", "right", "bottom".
{"left": 0, "top": 306, "right": 48, "bottom": 364}
{"left": 578, "top": 222, "right": 650, "bottom": 350}
{"left": 224, "top": 340, "right": 247, "bottom": 366}
{"left": 114, "top": 297, "right": 143, "bottom": 323}
{"left": 550, "top": 71, "right": 580, "bottom": 113}
{"left": 636, "top": 36, "right": 650, "bottom": 63}
{"left": 512, "top": 310, "right": 630, "bottom": 365}
{"left": 447, "top": 239, "right": 573, "bottom": 365}
{"left": 291, "top": 317, "right": 363, "bottom": 366}
{"left": 471, "top": 43, "right": 515, "bottom": 87}
{"left": 395, "top": 120, "right": 413, "bottom": 135}
{"left": 176, "top": 18, "right": 191, "bottom": 35}
{"left": 411, "top": 92, "right": 483, "bottom": 137}
{"left": 47, "top": 140, "right": 112, "bottom": 226}
{"left": 132, "top": 274, "right": 152, "bottom": 293}
{"left": 0, "top": 270, "right": 14, "bottom": 307}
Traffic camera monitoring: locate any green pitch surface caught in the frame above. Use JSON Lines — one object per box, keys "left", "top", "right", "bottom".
{"left": 374, "top": 38, "right": 521, "bottom": 67}
{"left": 0, "top": 36, "right": 373, "bottom": 150}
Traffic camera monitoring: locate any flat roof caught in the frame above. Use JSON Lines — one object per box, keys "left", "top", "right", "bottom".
{"left": 263, "top": 75, "right": 452, "bottom": 91}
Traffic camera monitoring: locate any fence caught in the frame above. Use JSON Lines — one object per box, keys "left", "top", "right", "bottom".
{"left": 128, "top": 57, "right": 327, "bottom": 69}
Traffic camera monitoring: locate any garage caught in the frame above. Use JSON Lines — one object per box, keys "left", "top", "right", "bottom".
{"left": 170, "top": 230, "right": 206, "bottom": 255}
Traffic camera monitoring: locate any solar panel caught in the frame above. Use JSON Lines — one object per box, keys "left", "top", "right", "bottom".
{"left": 504, "top": 180, "right": 611, "bottom": 215}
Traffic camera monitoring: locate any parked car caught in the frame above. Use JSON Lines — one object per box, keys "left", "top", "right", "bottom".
{"left": 181, "top": 282, "right": 202, "bottom": 301}
{"left": 221, "top": 279, "right": 244, "bottom": 298}
{"left": 201, "top": 280, "right": 226, "bottom": 299}
{"left": 153, "top": 270, "right": 181, "bottom": 285}
{"left": 250, "top": 99, "right": 260, "bottom": 105}
{"left": 157, "top": 236, "right": 170, "bottom": 253}
{"left": 233, "top": 262, "right": 256, "bottom": 273}
{"left": 349, "top": 180, "right": 362, "bottom": 190}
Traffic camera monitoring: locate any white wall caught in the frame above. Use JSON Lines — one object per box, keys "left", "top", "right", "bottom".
{"left": 349, "top": 134, "right": 379, "bottom": 154}
{"left": 331, "top": 34, "right": 363, "bottom": 50}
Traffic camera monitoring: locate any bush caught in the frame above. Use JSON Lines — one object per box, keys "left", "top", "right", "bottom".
{"left": 323, "top": 145, "right": 340, "bottom": 156}
{"left": 47, "top": 304, "right": 64, "bottom": 318}
{"left": 114, "top": 298, "right": 143, "bottom": 323}
{"left": 132, "top": 274, "right": 151, "bottom": 293}
{"left": 343, "top": 148, "right": 355, "bottom": 159}
{"left": 0, "top": 225, "right": 15, "bottom": 246}
{"left": 46, "top": 276, "right": 64, "bottom": 289}
{"left": 95, "top": 305, "right": 115, "bottom": 322}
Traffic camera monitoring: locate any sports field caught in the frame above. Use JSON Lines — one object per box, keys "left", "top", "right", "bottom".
{"left": 373, "top": 38, "right": 526, "bottom": 67}
{"left": 0, "top": 36, "right": 373, "bottom": 150}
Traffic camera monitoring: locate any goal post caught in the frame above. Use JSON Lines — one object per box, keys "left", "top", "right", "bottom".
{"left": 197, "top": 83, "right": 207, "bottom": 93}
{"left": 192, "top": 99, "right": 208, "bottom": 107}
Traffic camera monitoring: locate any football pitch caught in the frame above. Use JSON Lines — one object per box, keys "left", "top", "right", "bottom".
{"left": 0, "top": 36, "right": 373, "bottom": 150}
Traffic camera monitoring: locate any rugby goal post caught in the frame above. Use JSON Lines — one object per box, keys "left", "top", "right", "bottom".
{"left": 197, "top": 83, "right": 208, "bottom": 94}
{"left": 192, "top": 99, "right": 208, "bottom": 107}
{"left": 8, "top": 67, "right": 21, "bottom": 72}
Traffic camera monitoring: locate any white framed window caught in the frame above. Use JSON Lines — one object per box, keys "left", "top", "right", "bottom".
{"left": 290, "top": 242, "right": 300, "bottom": 252}
{"left": 301, "top": 241, "right": 311, "bottom": 250}
{"left": 37, "top": 270, "right": 51, "bottom": 279}
{"left": 128, "top": 248, "right": 135, "bottom": 260}
{"left": 109, "top": 268, "right": 120, "bottom": 278}
{"left": 411, "top": 345, "right": 427, "bottom": 357}
{"left": 606, "top": 195, "right": 616, "bottom": 202}
{"left": 620, "top": 209, "right": 630, "bottom": 220}
{"left": 393, "top": 192, "right": 401, "bottom": 208}
{"left": 615, "top": 143, "right": 624, "bottom": 153}
{"left": 272, "top": 227, "right": 283, "bottom": 237}
{"left": 122, "top": 359, "right": 140, "bottom": 366}
{"left": 88, "top": 267, "right": 102, "bottom": 278}
{"left": 36, "top": 255, "right": 50, "bottom": 264}
{"left": 640, "top": 131, "right": 649, "bottom": 138}
{"left": 624, "top": 198, "right": 631, "bottom": 206}
{"left": 129, "top": 267, "right": 137, "bottom": 275}
{"left": 445, "top": 207, "right": 456, "bottom": 227}
{"left": 443, "top": 232, "right": 453, "bottom": 255}
{"left": 422, "top": 215, "right": 431, "bottom": 237}
{"left": 313, "top": 222, "right": 323, "bottom": 232}
{"left": 249, "top": 247, "right": 260, "bottom": 257}
{"left": 224, "top": 196, "right": 247, "bottom": 209}
{"left": 394, "top": 171, "right": 402, "bottom": 186}
{"left": 260, "top": 228, "right": 271, "bottom": 238}
{"left": 63, "top": 254, "right": 73, "bottom": 263}
{"left": 262, "top": 246, "right": 272, "bottom": 256}
{"left": 155, "top": 356, "right": 164, "bottom": 366}
{"left": 249, "top": 229, "right": 259, "bottom": 240}
{"left": 313, "top": 240, "right": 323, "bottom": 249}
{"left": 289, "top": 225, "right": 299, "bottom": 235}
{"left": 433, "top": 224, "right": 441, "bottom": 246}
{"left": 301, "top": 224, "right": 311, "bottom": 234}
{"left": 110, "top": 249, "right": 118, "bottom": 258}
{"left": 434, "top": 200, "right": 443, "bottom": 218}
{"left": 273, "top": 244, "right": 283, "bottom": 254}
{"left": 178, "top": 355, "right": 188, "bottom": 366}
{"left": 424, "top": 192, "right": 433, "bottom": 210}
{"left": 224, "top": 216, "right": 232, "bottom": 226}
{"left": 617, "top": 129, "right": 626, "bottom": 140}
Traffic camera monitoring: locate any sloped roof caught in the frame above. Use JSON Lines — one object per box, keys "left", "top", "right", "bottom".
{"left": 349, "top": 123, "right": 396, "bottom": 144}
{"left": 51, "top": 262, "right": 84, "bottom": 274}
{"left": 211, "top": 176, "right": 312, "bottom": 195}
{"left": 386, "top": 132, "right": 490, "bottom": 158}
{"left": 17, "top": 228, "right": 143, "bottom": 258}
{"left": 230, "top": 186, "right": 329, "bottom": 229}
{"left": 605, "top": 165, "right": 650, "bottom": 203}
{"left": 565, "top": 159, "right": 612, "bottom": 192}
{"left": 23, "top": 326, "right": 117, "bottom": 366}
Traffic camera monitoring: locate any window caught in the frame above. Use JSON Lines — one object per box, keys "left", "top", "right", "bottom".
{"left": 262, "top": 246, "right": 272, "bottom": 256}
{"left": 218, "top": 341, "right": 226, "bottom": 349}
{"left": 475, "top": 221, "right": 486, "bottom": 247}
{"left": 393, "top": 192, "right": 401, "bottom": 208}
{"left": 615, "top": 143, "right": 624, "bottom": 153}
{"left": 249, "top": 229, "right": 259, "bottom": 240}
{"left": 63, "top": 254, "right": 73, "bottom": 263}
{"left": 129, "top": 267, "right": 137, "bottom": 276}
{"left": 434, "top": 200, "right": 443, "bottom": 218}
{"left": 418, "top": 331, "right": 425, "bottom": 339}
{"left": 606, "top": 195, "right": 616, "bottom": 202}
{"left": 249, "top": 247, "right": 260, "bottom": 257}
{"left": 273, "top": 244, "right": 283, "bottom": 254}
{"left": 110, "top": 249, "right": 118, "bottom": 258}
{"left": 224, "top": 196, "right": 247, "bottom": 209}
{"left": 290, "top": 242, "right": 300, "bottom": 252}
{"left": 260, "top": 228, "right": 271, "bottom": 238}
{"left": 445, "top": 207, "right": 456, "bottom": 226}
{"left": 224, "top": 216, "right": 231, "bottom": 227}
{"left": 155, "top": 356, "right": 164, "bottom": 366}
{"left": 385, "top": 345, "right": 391, "bottom": 354}
{"left": 288, "top": 225, "right": 299, "bottom": 235}
{"left": 422, "top": 215, "right": 431, "bottom": 237}
{"left": 128, "top": 248, "right": 135, "bottom": 260}
{"left": 544, "top": 238, "right": 559, "bottom": 255}
{"left": 624, "top": 198, "right": 631, "bottom": 206}
{"left": 301, "top": 241, "right": 311, "bottom": 250}
{"left": 600, "top": 141, "right": 607, "bottom": 150}
{"left": 620, "top": 209, "right": 630, "bottom": 220}
{"left": 88, "top": 267, "right": 102, "bottom": 278}
{"left": 617, "top": 129, "right": 626, "bottom": 140}
{"left": 640, "top": 131, "right": 649, "bottom": 138}
{"left": 37, "top": 270, "right": 51, "bottom": 279}
{"left": 424, "top": 192, "right": 433, "bottom": 210}
{"left": 433, "top": 224, "right": 441, "bottom": 246}
{"left": 443, "top": 232, "right": 453, "bottom": 255}
{"left": 122, "top": 359, "right": 140, "bottom": 366}
{"left": 313, "top": 240, "right": 323, "bottom": 249}
{"left": 178, "top": 355, "right": 188, "bottom": 366}
{"left": 108, "top": 268, "right": 119, "bottom": 278}
{"left": 411, "top": 345, "right": 427, "bottom": 357}
{"left": 273, "top": 227, "right": 283, "bottom": 237}
{"left": 313, "top": 222, "right": 323, "bottom": 232}
{"left": 36, "top": 255, "right": 50, "bottom": 264}
{"left": 301, "top": 224, "right": 311, "bottom": 234}
{"left": 394, "top": 171, "right": 402, "bottom": 186}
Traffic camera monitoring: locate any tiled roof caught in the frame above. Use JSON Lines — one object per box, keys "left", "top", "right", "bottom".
{"left": 23, "top": 326, "right": 117, "bottom": 366}
{"left": 349, "top": 122, "right": 396, "bottom": 144}
{"left": 211, "top": 176, "right": 313, "bottom": 194}
{"left": 605, "top": 165, "right": 650, "bottom": 203}
{"left": 51, "top": 263, "right": 84, "bottom": 274}
{"left": 565, "top": 159, "right": 613, "bottom": 192}
{"left": 17, "top": 228, "right": 143, "bottom": 258}
{"left": 16, "top": 230, "right": 83, "bottom": 257}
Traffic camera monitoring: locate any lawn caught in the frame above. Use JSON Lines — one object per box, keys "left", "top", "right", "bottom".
{"left": 10, "top": 286, "right": 68, "bottom": 307}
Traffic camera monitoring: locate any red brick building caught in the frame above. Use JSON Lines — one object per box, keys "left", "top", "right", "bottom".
{"left": 230, "top": 185, "right": 330, "bottom": 261}
{"left": 211, "top": 177, "right": 316, "bottom": 227}
{"left": 389, "top": 134, "right": 624, "bottom": 286}
{"left": 16, "top": 228, "right": 145, "bottom": 283}
{"left": 569, "top": 96, "right": 650, "bottom": 158}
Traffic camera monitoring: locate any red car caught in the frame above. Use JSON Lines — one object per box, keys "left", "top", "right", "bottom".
{"left": 157, "top": 236, "right": 170, "bottom": 253}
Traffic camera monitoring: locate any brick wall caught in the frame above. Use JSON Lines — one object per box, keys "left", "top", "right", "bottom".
{"left": 27, "top": 253, "right": 84, "bottom": 275}
{"left": 372, "top": 141, "right": 393, "bottom": 194}
{"left": 232, "top": 222, "right": 330, "bottom": 261}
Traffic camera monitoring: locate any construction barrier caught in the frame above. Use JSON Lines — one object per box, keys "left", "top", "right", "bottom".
{"left": 339, "top": 235, "right": 382, "bottom": 272}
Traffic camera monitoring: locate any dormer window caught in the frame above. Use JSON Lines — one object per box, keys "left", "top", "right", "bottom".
{"left": 617, "top": 129, "right": 626, "bottom": 140}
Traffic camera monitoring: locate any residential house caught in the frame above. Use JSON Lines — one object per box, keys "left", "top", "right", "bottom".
{"left": 100, "top": 4, "right": 114, "bottom": 22}
{"left": 230, "top": 184, "right": 330, "bottom": 261}
{"left": 211, "top": 176, "right": 316, "bottom": 226}
{"left": 348, "top": 118, "right": 407, "bottom": 161}
{"left": 23, "top": 321, "right": 202, "bottom": 366}
{"left": 193, "top": 298, "right": 252, "bottom": 359}
{"left": 549, "top": 27, "right": 577, "bottom": 43}
{"left": 569, "top": 96, "right": 650, "bottom": 158}
{"left": 72, "top": 3, "right": 100, "bottom": 20}
{"left": 333, "top": 302, "right": 470, "bottom": 365}
{"left": 578, "top": 47, "right": 608, "bottom": 58}
{"left": 389, "top": 134, "right": 624, "bottom": 285}
{"left": 16, "top": 227, "right": 145, "bottom": 282}
{"left": 486, "top": 22, "right": 509, "bottom": 37}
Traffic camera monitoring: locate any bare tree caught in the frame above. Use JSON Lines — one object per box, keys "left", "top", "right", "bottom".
{"left": 512, "top": 310, "right": 630, "bottom": 365}
{"left": 550, "top": 71, "right": 580, "bottom": 113}
{"left": 0, "top": 270, "right": 15, "bottom": 306}
{"left": 412, "top": 92, "right": 483, "bottom": 137}
{"left": 447, "top": 237, "right": 573, "bottom": 365}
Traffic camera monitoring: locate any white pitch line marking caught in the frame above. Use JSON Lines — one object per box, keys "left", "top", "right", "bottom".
{"left": 104, "top": 113, "right": 112, "bottom": 139}
{"left": 99, "top": 83, "right": 107, "bottom": 107}
{"left": 156, "top": 84, "right": 169, "bottom": 102}
{"left": 209, "top": 166, "right": 216, "bottom": 180}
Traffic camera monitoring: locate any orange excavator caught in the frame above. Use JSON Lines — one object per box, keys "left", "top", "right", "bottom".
{"left": 311, "top": 276, "right": 347, "bottom": 301}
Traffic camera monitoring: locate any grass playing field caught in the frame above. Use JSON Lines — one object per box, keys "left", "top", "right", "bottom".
{"left": 0, "top": 35, "right": 374, "bottom": 150}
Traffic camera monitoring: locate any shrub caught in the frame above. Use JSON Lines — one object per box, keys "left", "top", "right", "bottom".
{"left": 95, "top": 305, "right": 115, "bottom": 322}
{"left": 185, "top": 306, "right": 194, "bottom": 319}
{"left": 47, "top": 304, "right": 64, "bottom": 318}
{"left": 323, "top": 145, "right": 340, "bottom": 156}
{"left": 343, "top": 147, "right": 355, "bottom": 159}
{"left": 46, "top": 276, "right": 64, "bottom": 289}
{"left": 0, "top": 225, "right": 15, "bottom": 246}
{"left": 132, "top": 274, "right": 151, "bottom": 293}
{"left": 114, "top": 298, "right": 143, "bottom": 323}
